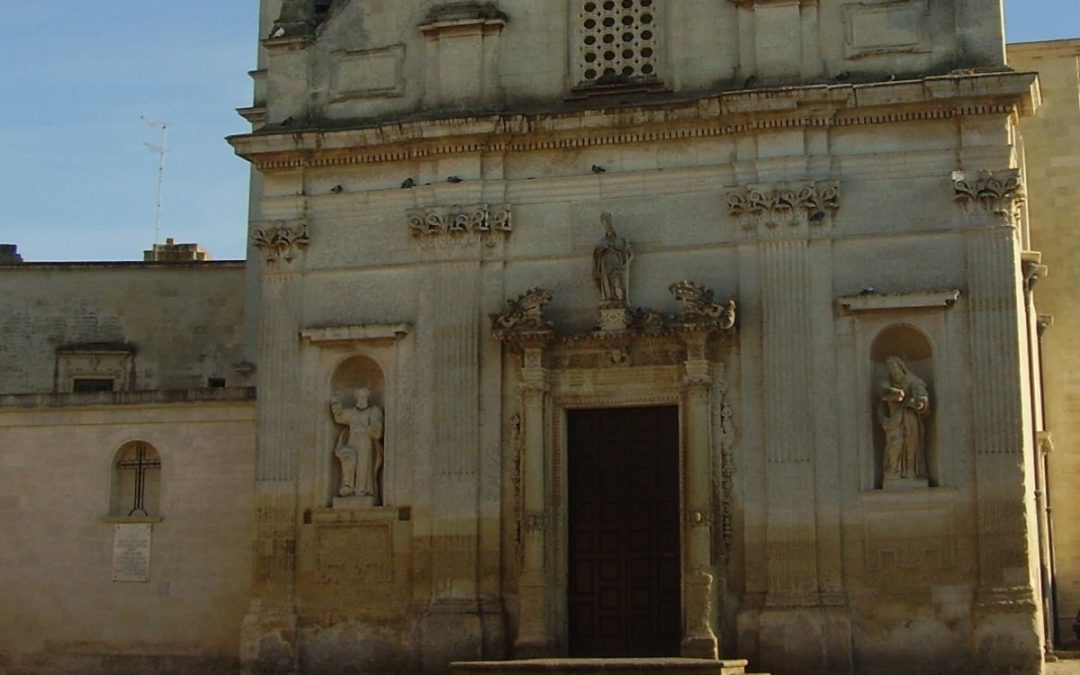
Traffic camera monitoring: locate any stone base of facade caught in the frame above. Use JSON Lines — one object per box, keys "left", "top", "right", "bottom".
{"left": 418, "top": 598, "right": 508, "bottom": 674}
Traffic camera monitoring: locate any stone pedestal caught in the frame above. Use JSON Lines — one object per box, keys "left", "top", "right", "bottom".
{"left": 597, "top": 304, "right": 631, "bottom": 332}
{"left": 332, "top": 494, "right": 378, "bottom": 508}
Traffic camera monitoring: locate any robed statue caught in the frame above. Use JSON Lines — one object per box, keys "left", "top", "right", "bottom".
{"left": 592, "top": 212, "right": 633, "bottom": 305}
{"left": 331, "top": 388, "right": 384, "bottom": 502}
{"left": 877, "top": 356, "right": 929, "bottom": 484}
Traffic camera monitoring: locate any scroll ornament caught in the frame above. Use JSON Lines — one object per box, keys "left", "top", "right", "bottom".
{"left": 491, "top": 287, "right": 554, "bottom": 339}
{"left": 669, "top": 281, "right": 737, "bottom": 330}
{"left": 250, "top": 221, "right": 309, "bottom": 263}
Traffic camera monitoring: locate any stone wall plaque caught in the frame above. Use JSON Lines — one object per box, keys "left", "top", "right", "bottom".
{"left": 112, "top": 523, "right": 152, "bottom": 582}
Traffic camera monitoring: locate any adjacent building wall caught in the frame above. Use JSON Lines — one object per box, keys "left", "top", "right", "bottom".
{"left": 0, "top": 262, "right": 248, "bottom": 394}
{"left": 0, "top": 392, "right": 256, "bottom": 674}
{"left": 1011, "top": 38, "right": 1080, "bottom": 648}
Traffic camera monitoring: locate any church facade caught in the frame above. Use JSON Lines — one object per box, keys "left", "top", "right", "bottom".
{"left": 3, "top": 2, "right": 1080, "bottom": 675}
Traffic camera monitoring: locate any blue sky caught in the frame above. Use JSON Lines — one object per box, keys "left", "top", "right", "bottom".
{"left": 1, "top": 1, "right": 1077, "bottom": 262}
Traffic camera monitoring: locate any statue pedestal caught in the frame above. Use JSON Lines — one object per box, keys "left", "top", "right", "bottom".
{"left": 333, "top": 494, "right": 378, "bottom": 509}
{"left": 597, "top": 304, "right": 631, "bottom": 332}
{"left": 882, "top": 475, "right": 929, "bottom": 491}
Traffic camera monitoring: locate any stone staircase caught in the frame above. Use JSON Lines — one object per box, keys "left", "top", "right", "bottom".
{"left": 450, "top": 658, "right": 768, "bottom": 675}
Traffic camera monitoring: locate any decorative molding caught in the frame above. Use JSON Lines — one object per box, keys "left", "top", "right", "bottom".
{"left": 419, "top": 2, "right": 508, "bottom": 33}
{"left": 952, "top": 169, "right": 1025, "bottom": 227}
{"left": 727, "top": 180, "right": 839, "bottom": 232}
{"left": 300, "top": 323, "right": 410, "bottom": 344}
{"left": 837, "top": 289, "right": 960, "bottom": 313}
{"left": 229, "top": 73, "right": 1038, "bottom": 170}
{"left": 716, "top": 378, "right": 736, "bottom": 559}
{"left": 407, "top": 203, "right": 512, "bottom": 240}
{"left": 250, "top": 221, "right": 309, "bottom": 263}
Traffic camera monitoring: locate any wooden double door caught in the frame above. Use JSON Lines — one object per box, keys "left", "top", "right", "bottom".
{"left": 567, "top": 406, "right": 681, "bottom": 657}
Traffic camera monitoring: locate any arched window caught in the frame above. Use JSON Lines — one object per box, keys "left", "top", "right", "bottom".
{"left": 111, "top": 442, "right": 162, "bottom": 517}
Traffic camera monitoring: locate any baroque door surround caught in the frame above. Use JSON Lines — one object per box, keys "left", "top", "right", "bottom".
{"left": 493, "top": 282, "right": 736, "bottom": 658}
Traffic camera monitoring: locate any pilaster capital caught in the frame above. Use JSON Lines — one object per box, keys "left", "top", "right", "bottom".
{"left": 251, "top": 220, "right": 309, "bottom": 266}
{"left": 952, "top": 169, "right": 1025, "bottom": 227}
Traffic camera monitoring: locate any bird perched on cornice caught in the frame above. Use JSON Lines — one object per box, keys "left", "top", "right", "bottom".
{"left": 330, "top": 185, "right": 343, "bottom": 194}
{"left": 591, "top": 165, "right": 606, "bottom": 174}
{"left": 401, "top": 178, "right": 416, "bottom": 189}
{"left": 743, "top": 75, "right": 757, "bottom": 89}
{"left": 447, "top": 176, "right": 463, "bottom": 183}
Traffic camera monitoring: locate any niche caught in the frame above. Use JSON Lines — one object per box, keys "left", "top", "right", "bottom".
{"left": 110, "top": 441, "right": 162, "bottom": 517}
{"left": 870, "top": 325, "right": 934, "bottom": 490}
{"left": 328, "top": 355, "right": 387, "bottom": 507}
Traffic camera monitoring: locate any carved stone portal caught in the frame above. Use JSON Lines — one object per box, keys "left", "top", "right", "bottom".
{"left": 877, "top": 356, "right": 930, "bottom": 490}
{"left": 331, "top": 388, "right": 385, "bottom": 506}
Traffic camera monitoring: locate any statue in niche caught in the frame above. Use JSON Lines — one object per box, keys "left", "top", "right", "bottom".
{"left": 592, "top": 212, "right": 633, "bottom": 305}
{"left": 331, "top": 388, "right": 384, "bottom": 504}
{"left": 877, "top": 356, "right": 929, "bottom": 485}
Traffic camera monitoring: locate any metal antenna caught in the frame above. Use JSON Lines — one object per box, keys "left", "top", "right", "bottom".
{"left": 141, "top": 116, "right": 168, "bottom": 249}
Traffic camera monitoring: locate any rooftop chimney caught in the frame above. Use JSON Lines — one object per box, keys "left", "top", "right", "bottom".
{"left": 0, "top": 245, "right": 23, "bottom": 265}
{"left": 143, "top": 238, "right": 212, "bottom": 263}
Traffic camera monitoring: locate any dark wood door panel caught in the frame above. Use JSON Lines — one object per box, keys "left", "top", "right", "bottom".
{"left": 567, "top": 406, "right": 680, "bottom": 657}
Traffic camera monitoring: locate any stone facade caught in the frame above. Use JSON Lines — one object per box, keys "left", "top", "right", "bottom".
{"left": 2, "top": 3, "right": 1079, "bottom": 675}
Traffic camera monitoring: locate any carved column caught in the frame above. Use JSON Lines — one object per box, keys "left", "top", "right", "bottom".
{"left": 418, "top": 261, "right": 491, "bottom": 669}
{"left": 240, "top": 220, "right": 309, "bottom": 675}
{"left": 515, "top": 342, "right": 553, "bottom": 657}
{"left": 956, "top": 170, "right": 1042, "bottom": 671}
{"left": 681, "top": 332, "right": 719, "bottom": 659}
{"left": 760, "top": 239, "right": 819, "bottom": 604}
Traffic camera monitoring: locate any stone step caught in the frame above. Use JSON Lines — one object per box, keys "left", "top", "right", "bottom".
{"left": 450, "top": 657, "right": 767, "bottom": 675}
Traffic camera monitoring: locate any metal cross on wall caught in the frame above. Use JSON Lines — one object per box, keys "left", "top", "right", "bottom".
{"left": 117, "top": 443, "right": 161, "bottom": 516}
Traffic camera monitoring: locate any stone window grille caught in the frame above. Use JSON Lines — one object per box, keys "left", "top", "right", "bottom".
{"left": 111, "top": 442, "right": 162, "bottom": 518}
{"left": 575, "top": 0, "right": 661, "bottom": 89}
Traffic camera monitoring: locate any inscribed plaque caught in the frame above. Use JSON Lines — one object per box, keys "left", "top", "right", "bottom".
{"left": 112, "top": 523, "right": 152, "bottom": 582}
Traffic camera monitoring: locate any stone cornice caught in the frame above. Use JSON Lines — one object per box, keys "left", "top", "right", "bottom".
{"left": 227, "top": 72, "right": 1038, "bottom": 171}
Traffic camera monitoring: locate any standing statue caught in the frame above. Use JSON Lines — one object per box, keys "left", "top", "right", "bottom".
{"left": 592, "top": 212, "right": 633, "bottom": 304}
{"left": 877, "top": 356, "right": 929, "bottom": 483}
{"left": 331, "top": 388, "right": 384, "bottom": 503}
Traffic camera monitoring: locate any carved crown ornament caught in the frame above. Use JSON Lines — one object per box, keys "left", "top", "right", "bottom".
{"left": 952, "top": 169, "right": 1025, "bottom": 226}
{"left": 727, "top": 180, "right": 839, "bottom": 232}
{"left": 250, "top": 220, "right": 310, "bottom": 263}
{"left": 407, "top": 203, "right": 512, "bottom": 242}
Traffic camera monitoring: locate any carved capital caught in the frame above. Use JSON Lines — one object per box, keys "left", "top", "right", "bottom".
{"left": 952, "top": 169, "right": 1025, "bottom": 227}
{"left": 250, "top": 221, "right": 309, "bottom": 264}
{"left": 407, "top": 203, "right": 512, "bottom": 240}
{"left": 727, "top": 180, "right": 839, "bottom": 232}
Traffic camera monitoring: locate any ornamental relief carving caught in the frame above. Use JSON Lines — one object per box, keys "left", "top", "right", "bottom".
{"left": 250, "top": 220, "right": 309, "bottom": 263}
{"left": 952, "top": 169, "right": 1025, "bottom": 226}
{"left": 727, "top": 180, "right": 839, "bottom": 232}
{"left": 407, "top": 203, "right": 512, "bottom": 240}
